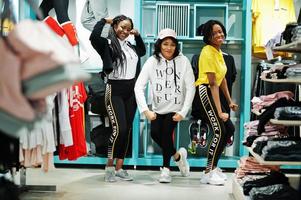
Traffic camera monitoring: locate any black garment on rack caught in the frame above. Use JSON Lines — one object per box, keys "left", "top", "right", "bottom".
{"left": 86, "top": 75, "right": 106, "bottom": 116}
{"left": 39, "top": 0, "right": 70, "bottom": 23}
{"left": 0, "top": 177, "right": 20, "bottom": 200}
{"left": 0, "top": 131, "right": 20, "bottom": 200}
{"left": 252, "top": 61, "right": 296, "bottom": 95}
{"left": 0, "top": 132, "right": 19, "bottom": 170}
{"left": 221, "top": 53, "right": 237, "bottom": 114}
{"left": 257, "top": 98, "right": 301, "bottom": 135}
{"left": 90, "top": 124, "right": 111, "bottom": 156}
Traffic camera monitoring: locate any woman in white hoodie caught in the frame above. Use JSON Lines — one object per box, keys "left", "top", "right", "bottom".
{"left": 134, "top": 28, "right": 195, "bottom": 183}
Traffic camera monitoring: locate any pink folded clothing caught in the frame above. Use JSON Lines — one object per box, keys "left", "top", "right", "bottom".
{"left": 252, "top": 91, "right": 294, "bottom": 112}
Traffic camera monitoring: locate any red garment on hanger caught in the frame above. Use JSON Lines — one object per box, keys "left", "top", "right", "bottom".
{"left": 59, "top": 82, "right": 87, "bottom": 160}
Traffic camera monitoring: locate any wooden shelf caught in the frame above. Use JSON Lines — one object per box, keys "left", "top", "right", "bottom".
{"left": 270, "top": 119, "right": 301, "bottom": 126}
{"left": 247, "top": 147, "right": 301, "bottom": 166}
{"left": 260, "top": 77, "right": 301, "bottom": 84}
{"left": 232, "top": 178, "right": 250, "bottom": 200}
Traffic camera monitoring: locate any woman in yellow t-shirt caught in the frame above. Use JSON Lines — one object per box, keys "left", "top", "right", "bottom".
{"left": 195, "top": 20, "right": 238, "bottom": 186}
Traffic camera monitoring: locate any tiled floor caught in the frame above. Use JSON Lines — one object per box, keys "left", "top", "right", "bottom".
{"left": 17, "top": 168, "right": 235, "bottom": 200}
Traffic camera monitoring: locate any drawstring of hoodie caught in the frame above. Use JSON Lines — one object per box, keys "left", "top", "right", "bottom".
{"left": 164, "top": 59, "right": 177, "bottom": 90}
{"left": 173, "top": 59, "right": 177, "bottom": 90}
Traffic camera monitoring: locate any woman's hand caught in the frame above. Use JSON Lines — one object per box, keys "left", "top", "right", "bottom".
{"left": 130, "top": 29, "right": 140, "bottom": 36}
{"left": 218, "top": 112, "right": 229, "bottom": 122}
{"left": 172, "top": 113, "right": 183, "bottom": 122}
{"left": 144, "top": 110, "right": 157, "bottom": 121}
{"left": 229, "top": 102, "right": 239, "bottom": 112}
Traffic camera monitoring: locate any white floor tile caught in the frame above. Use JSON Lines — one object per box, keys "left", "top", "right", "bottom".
{"left": 18, "top": 168, "right": 235, "bottom": 200}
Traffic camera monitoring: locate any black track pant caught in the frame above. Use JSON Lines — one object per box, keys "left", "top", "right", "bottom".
{"left": 39, "top": 0, "right": 70, "bottom": 23}
{"left": 196, "top": 85, "right": 235, "bottom": 171}
{"left": 105, "top": 79, "right": 136, "bottom": 159}
{"left": 150, "top": 113, "right": 178, "bottom": 168}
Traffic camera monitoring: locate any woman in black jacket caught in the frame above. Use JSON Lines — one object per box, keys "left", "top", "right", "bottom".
{"left": 90, "top": 15, "right": 146, "bottom": 182}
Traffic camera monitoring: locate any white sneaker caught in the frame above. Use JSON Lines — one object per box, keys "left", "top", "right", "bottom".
{"left": 175, "top": 147, "right": 190, "bottom": 177}
{"left": 115, "top": 169, "right": 133, "bottom": 181}
{"left": 104, "top": 166, "right": 117, "bottom": 182}
{"left": 200, "top": 169, "right": 225, "bottom": 185}
{"left": 158, "top": 167, "right": 171, "bottom": 183}
{"left": 215, "top": 167, "right": 227, "bottom": 181}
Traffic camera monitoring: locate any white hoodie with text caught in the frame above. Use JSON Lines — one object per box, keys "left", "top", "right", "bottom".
{"left": 134, "top": 53, "right": 195, "bottom": 118}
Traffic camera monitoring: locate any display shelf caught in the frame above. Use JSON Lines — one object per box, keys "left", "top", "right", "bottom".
{"left": 247, "top": 147, "right": 301, "bottom": 166}
{"left": 232, "top": 173, "right": 301, "bottom": 200}
{"left": 270, "top": 119, "right": 301, "bottom": 126}
{"left": 232, "top": 178, "right": 250, "bottom": 200}
{"left": 272, "top": 40, "right": 301, "bottom": 53}
{"left": 143, "top": 37, "right": 244, "bottom": 42}
{"left": 260, "top": 77, "right": 301, "bottom": 84}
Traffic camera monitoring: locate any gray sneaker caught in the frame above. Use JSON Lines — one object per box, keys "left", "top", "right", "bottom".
{"left": 158, "top": 167, "right": 171, "bottom": 183}
{"left": 115, "top": 169, "right": 133, "bottom": 181}
{"left": 104, "top": 166, "right": 117, "bottom": 182}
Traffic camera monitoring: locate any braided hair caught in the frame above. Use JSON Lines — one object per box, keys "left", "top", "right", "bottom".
{"left": 196, "top": 20, "right": 227, "bottom": 45}
{"left": 107, "top": 15, "right": 134, "bottom": 76}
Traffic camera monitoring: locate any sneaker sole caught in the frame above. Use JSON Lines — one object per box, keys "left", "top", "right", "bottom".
{"left": 116, "top": 176, "right": 133, "bottom": 181}
{"left": 104, "top": 178, "right": 117, "bottom": 182}
{"left": 158, "top": 179, "right": 171, "bottom": 183}
{"left": 200, "top": 179, "right": 225, "bottom": 185}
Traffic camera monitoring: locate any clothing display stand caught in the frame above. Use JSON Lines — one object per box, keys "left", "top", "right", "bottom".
{"left": 19, "top": 167, "right": 56, "bottom": 192}
{"left": 232, "top": 40, "right": 301, "bottom": 200}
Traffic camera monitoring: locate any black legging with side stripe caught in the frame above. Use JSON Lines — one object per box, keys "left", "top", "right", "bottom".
{"left": 105, "top": 79, "right": 136, "bottom": 159}
{"left": 196, "top": 84, "right": 235, "bottom": 171}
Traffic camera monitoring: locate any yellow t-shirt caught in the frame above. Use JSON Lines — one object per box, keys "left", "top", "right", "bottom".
{"left": 252, "top": 0, "right": 296, "bottom": 57}
{"left": 195, "top": 45, "right": 227, "bottom": 87}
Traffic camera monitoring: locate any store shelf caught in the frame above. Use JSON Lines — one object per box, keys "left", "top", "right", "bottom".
{"left": 232, "top": 173, "right": 301, "bottom": 200}
{"left": 232, "top": 178, "right": 250, "bottom": 200}
{"left": 143, "top": 37, "right": 244, "bottom": 42}
{"left": 272, "top": 40, "right": 301, "bottom": 53}
{"left": 247, "top": 147, "right": 301, "bottom": 166}
{"left": 260, "top": 77, "right": 301, "bottom": 84}
{"left": 270, "top": 119, "right": 301, "bottom": 126}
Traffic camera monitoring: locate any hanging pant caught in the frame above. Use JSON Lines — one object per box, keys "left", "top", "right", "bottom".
{"left": 150, "top": 113, "right": 178, "bottom": 168}
{"left": 196, "top": 85, "right": 234, "bottom": 171}
{"left": 105, "top": 79, "right": 136, "bottom": 159}
{"left": 39, "top": 0, "right": 70, "bottom": 23}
